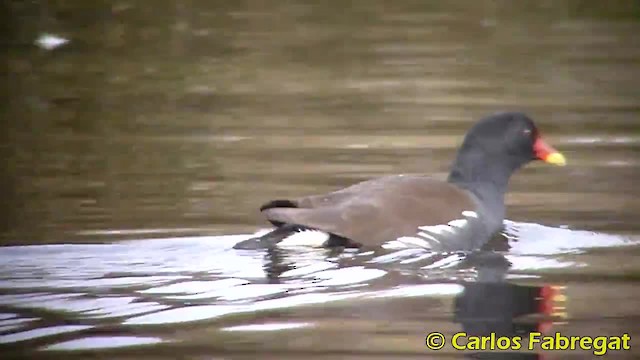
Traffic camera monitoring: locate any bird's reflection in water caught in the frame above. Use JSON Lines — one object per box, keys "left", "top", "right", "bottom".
{"left": 251, "top": 243, "right": 565, "bottom": 359}
{"left": 260, "top": 246, "right": 348, "bottom": 282}
{"left": 453, "top": 252, "right": 564, "bottom": 359}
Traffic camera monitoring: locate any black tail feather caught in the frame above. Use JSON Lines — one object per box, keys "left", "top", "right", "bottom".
{"left": 233, "top": 224, "right": 304, "bottom": 250}
{"left": 259, "top": 199, "right": 297, "bottom": 212}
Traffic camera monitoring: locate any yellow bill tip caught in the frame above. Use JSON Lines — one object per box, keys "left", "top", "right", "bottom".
{"left": 545, "top": 152, "right": 566, "bottom": 166}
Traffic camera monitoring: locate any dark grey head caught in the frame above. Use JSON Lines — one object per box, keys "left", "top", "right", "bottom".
{"left": 447, "top": 112, "right": 565, "bottom": 189}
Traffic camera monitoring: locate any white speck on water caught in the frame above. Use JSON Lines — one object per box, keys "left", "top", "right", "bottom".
{"left": 35, "top": 33, "right": 69, "bottom": 50}
{"left": 447, "top": 219, "right": 468, "bottom": 228}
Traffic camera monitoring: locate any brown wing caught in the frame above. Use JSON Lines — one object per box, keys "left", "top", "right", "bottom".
{"left": 261, "top": 175, "right": 478, "bottom": 246}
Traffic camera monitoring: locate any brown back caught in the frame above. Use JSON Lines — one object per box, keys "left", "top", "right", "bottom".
{"left": 262, "top": 175, "right": 478, "bottom": 245}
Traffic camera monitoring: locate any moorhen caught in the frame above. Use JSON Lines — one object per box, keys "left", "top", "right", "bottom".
{"left": 233, "top": 112, "right": 566, "bottom": 251}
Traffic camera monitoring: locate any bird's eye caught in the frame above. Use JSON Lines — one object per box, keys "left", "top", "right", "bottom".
{"left": 522, "top": 129, "right": 532, "bottom": 137}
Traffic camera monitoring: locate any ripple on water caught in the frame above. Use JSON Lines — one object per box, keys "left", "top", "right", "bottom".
{"left": 180, "top": 283, "right": 291, "bottom": 301}
{"left": 369, "top": 283, "right": 464, "bottom": 299}
{"left": 279, "top": 261, "right": 337, "bottom": 277}
{"left": 82, "top": 302, "right": 170, "bottom": 319}
{"left": 0, "top": 222, "right": 637, "bottom": 349}
{"left": 0, "top": 325, "right": 92, "bottom": 344}
{"left": 139, "top": 278, "right": 250, "bottom": 294}
{"left": 221, "top": 322, "right": 312, "bottom": 332}
{"left": 0, "top": 317, "right": 39, "bottom": 333}
{"left": 0, "top": 313, "right": 18, "bottom": 320}
{"left": 42, "top": 336, "right": 163, "bottom": 351}
{"left": 124, "top": 305, "right": 242, "bottom": 325}
{"left": 503, "top": 220, "right": 640, "bottom": 256}
{"left": 304, "top": 266, "right": 387, "bottom": 287}
{"left": 0, "top": 276, "right": 189, "bottom": 290}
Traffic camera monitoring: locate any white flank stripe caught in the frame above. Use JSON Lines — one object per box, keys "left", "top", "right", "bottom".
{"left": 396, "top": 236, "right": 432, "bottom": 248}
{"left": 417, "top": 232, "right": 440, "bottom": 244}
{"left": 418, "top": 224, "right": 454, "bottom": 235}
{"left": 462, "top": 210, "right": 478, "bottom": 218}
{"left": 447, "top": 219, "right": 467, "bottom": 228}
{"left": 383, "top": 236, "right": 436, "bottom": 250}
{"left": 382, "top": 240, "right": 407, "bottom": 250}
